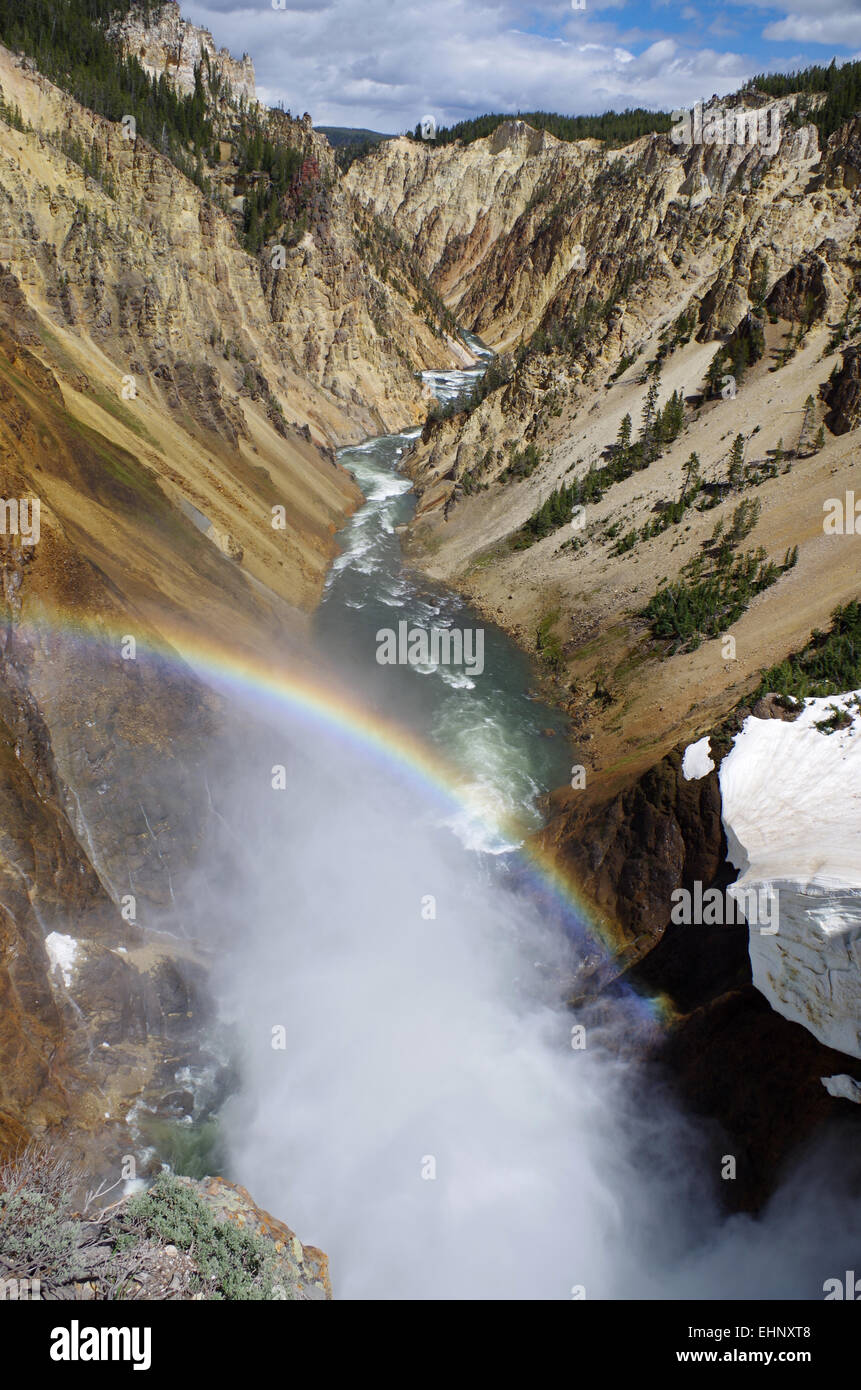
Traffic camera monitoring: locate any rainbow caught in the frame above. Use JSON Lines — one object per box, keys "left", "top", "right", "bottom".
{"left": 15, "top": 602, "right": 672, "bottom": 1022}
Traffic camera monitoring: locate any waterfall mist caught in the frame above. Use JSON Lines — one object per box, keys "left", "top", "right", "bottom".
{"left": 181, "top": 679, "right": 861, "bottom": 1301}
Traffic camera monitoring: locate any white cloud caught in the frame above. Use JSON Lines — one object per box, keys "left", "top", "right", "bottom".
{"left": 764, "top": 13, "right": 861, "bottom": 45}
{"left": 179, "top": 0, "right": 760, "bottom": 130}
{"left": 730, "top": 0, "right": 861, "bottom": 49}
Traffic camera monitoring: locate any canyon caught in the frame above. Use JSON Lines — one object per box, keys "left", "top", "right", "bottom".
{"left": 0, "top": 0, "right": 859, "bottom": 1297}
{"left": 0, "top": 10, "right": 465, "bottom": 1179}
{"left": 350, "top": 93, "right": 861, "bottom": 1204}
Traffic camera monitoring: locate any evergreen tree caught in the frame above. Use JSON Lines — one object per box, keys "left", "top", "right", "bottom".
{"left": 680, "top": 452, "right": 701, "bottom": 504}
{"left": 750, "top": 255, "right": 770, "bottom": 307}
{"left": 615, "top": 412, "right": 633, "bottom": 473}
{"left": 727, "top": 433, "right": 746, "bottom": 488}
{"left": 706, "top": 345, "right": 731, "bottom": 399}
{"left": 730, "top": 335, "right": 751, "bottom": 382}
{"left": 424, "top": 106, "right": 673, "bottom": 150}
{"left": 659, "top": 390, "right": 685, "bottom": 443}
{"left": 799, "top": 393, "right": 817, "bottom": 453}
{"left": 755, "top": 59, "right": 861, "bottom": 142}
{"left": 640, "top": 373, "right": 661, "bottom": 465}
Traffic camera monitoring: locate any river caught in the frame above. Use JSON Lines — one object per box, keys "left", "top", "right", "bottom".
{"left": 316, "top": 333, "right": 572, "bottom": 852}
{"left": 213, "top": 342, "right": 857, "bottom": 1300}
{"left": 215, "top": 341, "right": 659, "bottom": 1299}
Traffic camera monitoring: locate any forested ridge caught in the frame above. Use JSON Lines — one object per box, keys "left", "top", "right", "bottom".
{"left": 753, "top": 58, "right": 861, "bottom": 140}
{"left": 405, "top": 59, "right": 861, "bottom": 151}
{"left": 413, "top": 107, "right": 673, "bottom": 148}
{"left": 0, "top": 0, "right": 325, "bottom": 255}
{"left": 0, "top": 0, "right": 214, "bottom": 158}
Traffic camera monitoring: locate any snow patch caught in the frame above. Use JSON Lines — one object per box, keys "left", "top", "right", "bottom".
{"left": 682, "top": 736, "right": 714, "bottom": 780}
{"left": 720, "top": 691, "right": 861, "bottom": 1059}
{"left": 821, "top": 1074, "right": 861, "bottom": 1104}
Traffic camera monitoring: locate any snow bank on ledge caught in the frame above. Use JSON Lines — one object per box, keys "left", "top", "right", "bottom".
{"left": 682, "top": 736, "right": 714, "bottom": 780}
{"left": 719, "top": 691, "right": 861, "bottom": 1060}
{"left": 821, "top": 1073, "right": 861, "bottom": 1103}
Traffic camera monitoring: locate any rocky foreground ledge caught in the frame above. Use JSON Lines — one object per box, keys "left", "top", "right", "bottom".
{"left": 0, "top": 1150, "right": 331, "bottom": 1300}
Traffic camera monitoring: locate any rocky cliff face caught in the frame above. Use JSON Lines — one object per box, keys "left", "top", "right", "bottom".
{"left": 0, "top": 4, "right": 469, "bottom": 1177}
{"left": 383, "top": 104, "right": 861, "bottom": 791}
{"left": 821, "top": 343, "right": 861, "bottom": 432}
{"left": 0, "top": 52, "right": 304, "bottom": 1162}
{"left": 347, "top": 121, "right": 593, "bottom": 347}
{"left": 102, "top": 6, "right": 468, "bottom": 441}
{"left": 537, "top": 704, "right": 861, "bottom": 1209}
{"left": 349, "top": 102, "right": 861, "bottom": 1197}
{"left": 0, "top": 47, "right": 366, "bottom": 604}
{"left": 108, "top": 1, "right": 257, "bottom": 105}
{"left": 540, "top": 749, "right": 728, "bottom": 974}
{"left": 0, "top": 303, "right": 243, "bottom": 1163}
{"left": 349, "top": 105, "right": 819, "bottom": 350}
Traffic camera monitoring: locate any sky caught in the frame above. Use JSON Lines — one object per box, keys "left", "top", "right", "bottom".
{"left": 180, "top": 0, "right": 861, "bottom": 131}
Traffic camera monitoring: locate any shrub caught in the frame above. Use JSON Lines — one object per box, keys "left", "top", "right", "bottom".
{"left": 751, "top": 600, "right": 861, "bottom": 700}
{"left": 123, "top": 1174, "right": 289, "bottom": 1301}
{"left": 640, "top": 543, "right": 797, "bottom": 652}
{"left": 814, "top": 704, "right": 853, "bottom": 734}
{"left": 0, "top": 1146, "right": 83, "bottom": 1284}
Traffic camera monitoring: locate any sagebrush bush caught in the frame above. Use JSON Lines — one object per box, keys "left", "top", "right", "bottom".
{"left": 124, "top": 1173, "right": 290, "bottom": 1301}
{"left": 0, "top": 1146, "right": 83, "bottom": 1283}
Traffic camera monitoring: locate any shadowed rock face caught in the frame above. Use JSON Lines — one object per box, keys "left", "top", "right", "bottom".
{"left": 0, "top": 609, "right": 219, "bottom": 1162}
{"left": 765, "top": 248, "right": 832, "bottom": 324}
{"left": 822, "top": 343, "right": 861, "bottom": 433}
{"left": 539, "top": 730, "right": 861, "bottom": 1212}
{"left": 540, "top": 750, "right": 728, "bottom": 967}
{"left": 657, "top": 982, "right": 861, "bottom": 1212}
{"left": 0, "top": 264, "right": 283, "bottom": 1160}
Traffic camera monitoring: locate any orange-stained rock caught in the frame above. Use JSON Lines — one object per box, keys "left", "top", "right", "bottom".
{"left": 178, "top": 1176, "right": 333, "bottom": 1299}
